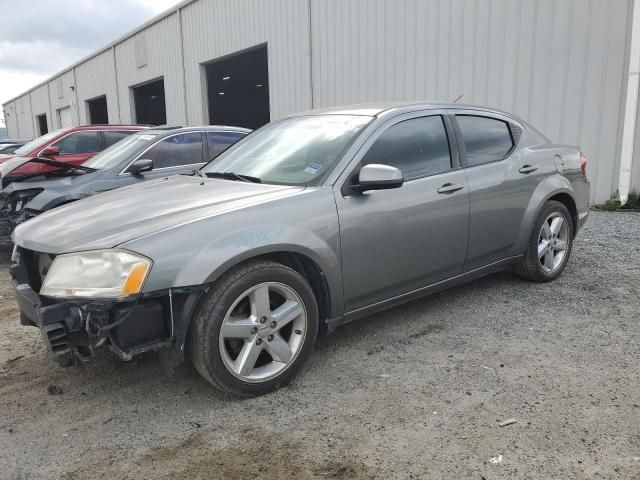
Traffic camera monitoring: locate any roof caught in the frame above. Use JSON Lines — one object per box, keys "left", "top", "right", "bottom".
{"left": 141, "top": 125, "right": 252, "bottom": 135}
{"left": 294, "top": 101, "right": 528, "bottom": 124}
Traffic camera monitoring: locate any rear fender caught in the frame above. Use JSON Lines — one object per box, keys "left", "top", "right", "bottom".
{"left": 512, "top": 173, "right": 576, "bottom": 255}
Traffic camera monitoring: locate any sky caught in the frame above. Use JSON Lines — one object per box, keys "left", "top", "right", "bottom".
{"left": 0, "top": 0, "right": 182, "bottom": 127}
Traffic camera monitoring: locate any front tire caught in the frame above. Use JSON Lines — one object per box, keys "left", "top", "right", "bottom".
{"left": 189, "top": 260, "right": 318, "bottom": 396}
{"left": 514, "top": 200, "right": 574, "bottom": 282}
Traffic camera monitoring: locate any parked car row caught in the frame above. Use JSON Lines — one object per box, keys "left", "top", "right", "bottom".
{"left": 7, "top": 103, "right": 590, "bottom": 396}
{"left": 0, "top": 139, "right": 30, "bottom": 154}
{"left": 0, "top": 126, "right": 249, "bottom": 244}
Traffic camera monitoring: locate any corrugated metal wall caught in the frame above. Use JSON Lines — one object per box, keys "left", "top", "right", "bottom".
{"left": 309, "top": 0, "right": 633, "bottom": 203}
{"left": 46, "top": 70, "right": 79, "bottom": 129}
{"left": 2, "top": 0, "right": 637, "bottom": 202}
{"left": 75, "top": 49, "right": 120, "bottom": 124}
{"left": 180, "top": 0, "right": 312, "bottom": 124}
{"left": 3, "top": 100, "right": 19, "bottom": 138}
{"left": 29, "top": 84, "right": 51, "bottom": 133}
{"left": 114, "top": 13, "right": 185, "bottom": 125}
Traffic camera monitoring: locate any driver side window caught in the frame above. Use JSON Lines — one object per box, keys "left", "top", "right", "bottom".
{"left": 53, "top": 131, "right": 100, "bottom": 155}
{"left": 361, "top": 116, "right": 451, "bottom": 180}
{"left": 143, "top": 132, "right": 203, "bottom": 169}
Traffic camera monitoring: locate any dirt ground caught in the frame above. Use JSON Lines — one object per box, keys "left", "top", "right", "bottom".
{"left": 0, "top": 210, "right": 639, "bottom": 479}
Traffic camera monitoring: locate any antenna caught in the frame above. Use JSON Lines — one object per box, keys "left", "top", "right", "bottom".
{"left": 453, "top": 94, "right": 464, "bottom": 103}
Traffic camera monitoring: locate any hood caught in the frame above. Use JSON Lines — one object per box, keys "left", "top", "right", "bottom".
{"left": 0, "top": 156, "right": 30, "bottom": 172}
{"left": 1, "top": 169, "right": 104, "bottom": 211}
{"left": 13, "top": 175, "right": 303, "bottom": 254}
{"left": 0, "top": 153, "right": 17, "bottom": 164}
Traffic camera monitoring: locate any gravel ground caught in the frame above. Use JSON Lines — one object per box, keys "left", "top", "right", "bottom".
{"left": 0, "top": 210, "right": 639, "bottom": 479}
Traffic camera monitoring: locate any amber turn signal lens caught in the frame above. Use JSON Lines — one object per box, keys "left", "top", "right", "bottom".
{"left": 122, "top": 263, "right": 150, "bottom": 296}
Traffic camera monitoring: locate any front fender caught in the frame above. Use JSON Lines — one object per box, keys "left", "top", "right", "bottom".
{"left": 512, "top": 173, "right": 576, "bottom": 255}
{"left": 122, "top": 188, "right": 343, "bottom": 317}
{"left": 27, "top": 191, "right": 87, "bottom": 212}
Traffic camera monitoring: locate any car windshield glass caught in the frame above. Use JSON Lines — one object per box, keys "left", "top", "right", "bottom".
{"left": 13, "top": 130, "right": 63, "bottom": 155}
{"left": 83, "top": 133, "right": 160, "bottom": 170}
{"left": 201, "top": 115, "right": 372, "bottom": 185}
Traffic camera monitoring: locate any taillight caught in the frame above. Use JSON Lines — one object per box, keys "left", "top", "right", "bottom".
{"left": 580, "top": 153, "right": 587, "bottom": 177}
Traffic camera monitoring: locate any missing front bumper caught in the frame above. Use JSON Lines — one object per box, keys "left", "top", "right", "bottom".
{"left": 11, "top": 249, "right": 205, "bottom": 369}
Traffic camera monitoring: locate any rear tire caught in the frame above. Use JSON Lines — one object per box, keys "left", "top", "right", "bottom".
{"left": 513, "top": 200, "right": 573, "bottom": 282}
{"left": 189, "top": 260, "right": 318, "bottom": 397}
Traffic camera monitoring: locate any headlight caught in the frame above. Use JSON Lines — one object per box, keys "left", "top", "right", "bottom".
{"left": 40, "top": 249, "right": 152, "bottom": 299}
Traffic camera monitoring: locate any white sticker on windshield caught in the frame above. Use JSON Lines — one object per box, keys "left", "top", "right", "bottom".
{"left": 137, "top": 134, "right": 158, "bottom": 141}
{"left": 304, "top": 163, "right": 322, "bottom": 174}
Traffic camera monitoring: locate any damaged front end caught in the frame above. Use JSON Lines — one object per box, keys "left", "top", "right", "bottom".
{"left": 0, "top": 189, "right": 42, "bottom": 245}
{"left": 11, "top": 246, "right": 205, "bottom": 368}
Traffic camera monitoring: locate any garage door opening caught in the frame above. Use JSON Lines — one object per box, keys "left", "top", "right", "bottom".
{"left": 36, "top": 114, "right": 48, "bottom": 135}
{"left": 206, "top": 45, "right": 269, "bottom": 130}
{"left": 132, "top": 78, "right": 166, "bottom": 125}
{"left": 87, "top": 95, "right": 108, "bottom": 124}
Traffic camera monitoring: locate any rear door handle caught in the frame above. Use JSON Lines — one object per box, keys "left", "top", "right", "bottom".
{"left": 519, "top": 165, "right": 538, "bottom": 174}
{"left": 437, "top": 183, "right": 465, "bottom": 194}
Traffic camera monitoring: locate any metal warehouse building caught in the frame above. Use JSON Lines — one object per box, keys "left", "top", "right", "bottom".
{"left": 3, "top": 0, "right": 640, "bottom": 203}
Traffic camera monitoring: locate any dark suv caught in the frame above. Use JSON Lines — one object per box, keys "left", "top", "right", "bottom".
{"left": 0, "top": 126, "right": 249, "bottom": 244}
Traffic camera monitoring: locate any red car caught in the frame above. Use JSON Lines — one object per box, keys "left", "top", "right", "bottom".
{"left": 0, "top": 125, "right": 147, "bottom": 183}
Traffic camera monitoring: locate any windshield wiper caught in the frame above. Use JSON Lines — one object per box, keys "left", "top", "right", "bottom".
{"left": 31, "top": 157, "right": 97, "bottom": 173}
{"left": 204, "top": 171, "right": 261, "bottom": 183}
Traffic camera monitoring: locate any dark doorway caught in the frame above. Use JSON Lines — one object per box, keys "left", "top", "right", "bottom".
{"left": 206, "top": 45, "right": 270, "bottom": 130}
{"left": 36, "top": 114, "right": 48, "bottom": 135}
{"left": 133, "top": 78, "right": 166, "bottom": 125}
{"left": 87, "top": 95, "right": 108, "bottom": 124}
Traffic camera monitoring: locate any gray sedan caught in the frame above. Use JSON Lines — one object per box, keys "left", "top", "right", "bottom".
{"left": 11, "top": 102, "right": 590, "bottom": 396}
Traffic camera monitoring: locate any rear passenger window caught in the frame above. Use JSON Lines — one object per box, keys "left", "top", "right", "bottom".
{"left": 361, "top": 116, "right": 451, "bottom": 179}
{"left": 206, "top": 132, "right": 246, "bottom": 161}
{"left": 143, "top": 132, "right": 203, "bottom": 169}
{"left": 456, "top": 115, "right": 514, "bottom": 165}
{"left": 54, "top": 131, "right": 101, "bottom": 154}
{"left": 104, "top": 131, "right": 134, "bottom": 148}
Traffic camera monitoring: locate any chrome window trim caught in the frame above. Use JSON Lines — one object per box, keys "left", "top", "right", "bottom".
{"left": 117, "top": 130, "right": 243, "bottom": 176}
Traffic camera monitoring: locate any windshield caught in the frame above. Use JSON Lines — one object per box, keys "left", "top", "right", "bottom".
{"left": 201, "top": 115, "right": 372, "bottom": 185}
{"left": 13, "top": 130, "right": 63, "bottom": 156}
{"left": 83, "top": 132, "right": 160, "bottom": 170}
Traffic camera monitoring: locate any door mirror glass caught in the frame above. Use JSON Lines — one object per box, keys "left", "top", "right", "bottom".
{"left": 128, "top": 158, "right": 153, "bottom": 174}
{"left": 354, "top": 164, "right": 404, "bottom": 192}
{"left": 40, "top": 145, "right": 60, "bottom": 157}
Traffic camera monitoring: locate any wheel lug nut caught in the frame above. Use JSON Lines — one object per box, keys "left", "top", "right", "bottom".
{"left": 267, "top": 335, "right": 274, "bottom": 342}
{"left": 270, "top": 321, "right": 277, "bottom": 328}
{"left": 251, "top": 327, "right": 258, "bottom": 334}
{"left": 256, "top": 338, "right": 263, "bottom": 345}
{"left": 259, "top": 316, "right": 267, "bottom": 324}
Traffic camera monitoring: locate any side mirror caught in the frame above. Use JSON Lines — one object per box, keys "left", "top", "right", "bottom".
{"left": 128, "top": 158, "right": 153, "bottom": 174}
{"left": 353, "top": 164, "right": 404, "bottom": 193}
{"left": 41, "top": 146, "right": 60, "bottom": 157}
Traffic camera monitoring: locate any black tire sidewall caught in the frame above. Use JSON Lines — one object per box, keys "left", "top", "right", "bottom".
{"left": 198, "top": 264, "right": 318, "bottom": 396}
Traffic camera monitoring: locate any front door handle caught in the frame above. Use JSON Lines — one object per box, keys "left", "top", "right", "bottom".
{"left": 437, "top": 183, "right": 465, "bottom": 194}
{"left": 519, "top": 165, "right": 538, "bottom": 174}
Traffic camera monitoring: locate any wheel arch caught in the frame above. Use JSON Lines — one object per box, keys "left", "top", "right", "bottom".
{"left": 200, "top": 245, "right": 340, "bottom": 330}
{"left": 514, "top": 174, "right": 578, "bottom": 254}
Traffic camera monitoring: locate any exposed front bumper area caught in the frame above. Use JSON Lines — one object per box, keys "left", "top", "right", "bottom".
{"left": 0, "top": 206, "right": 37, "bottom": 246}
{"left": 11, "top": 247, "right": 204, "bottom": 367}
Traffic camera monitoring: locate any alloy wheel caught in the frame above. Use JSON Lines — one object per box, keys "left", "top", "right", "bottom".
{"left": 219, "top": 282, "right": 307, "bottom": 383}
{"left": 538, "top": 212, "right": 569, "bottom": 273}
